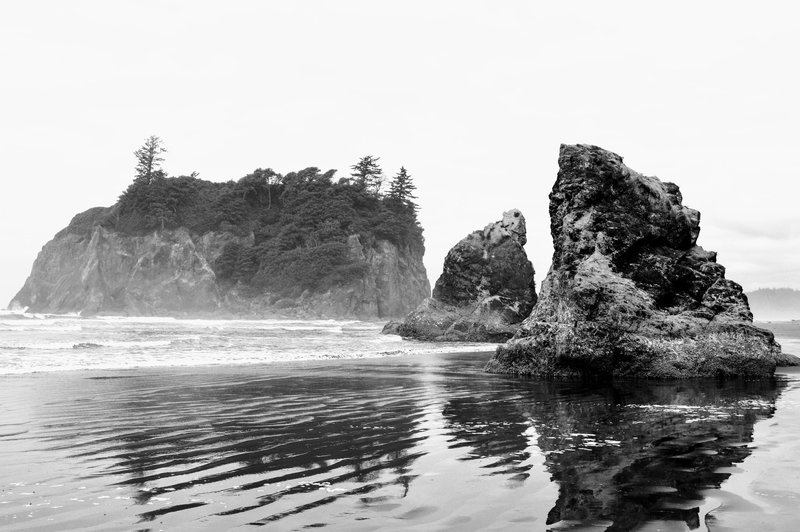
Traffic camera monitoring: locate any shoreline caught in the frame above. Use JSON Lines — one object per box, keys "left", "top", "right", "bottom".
{"left": 2, "top": 314, "right": 797, "bottom": 377}
{"left": 0, "top": 348, "right": 500, "bottom": 378}
{"left": 2, "top": 350, "right": 798, "bottom": 530}
{"left": 2, "top": 349, "right": 798, "bottom": 381}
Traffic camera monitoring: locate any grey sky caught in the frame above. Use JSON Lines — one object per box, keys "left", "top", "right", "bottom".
{"left": 2, "top": 1, "right": 798, "bottom": 307}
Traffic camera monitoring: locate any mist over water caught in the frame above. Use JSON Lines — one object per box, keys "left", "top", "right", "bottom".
{"left": 2, "top": 347, "right": 799, "bottom": 530}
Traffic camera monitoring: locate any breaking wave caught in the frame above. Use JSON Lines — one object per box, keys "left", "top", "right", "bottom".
{"left": 0, "top": 315, "right": 496, "bottom": 374}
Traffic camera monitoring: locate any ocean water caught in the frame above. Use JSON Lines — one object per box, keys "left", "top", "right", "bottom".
{"left": 1, "top": 313, "right": 800, "bottom": 531}
{"left": 0, "top": 311, "right": 495, "bottom": 374}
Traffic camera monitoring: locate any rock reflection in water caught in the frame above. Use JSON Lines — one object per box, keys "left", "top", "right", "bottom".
{"left": 0, "top": 355, "right": 788, "bottom": 531}
{"left": 442, "top": 376, "right": 782, "bottom": 530}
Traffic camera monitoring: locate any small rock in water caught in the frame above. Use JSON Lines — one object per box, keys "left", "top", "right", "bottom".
{"left": 390, "top": 209, "right": 537, "bottom": 342}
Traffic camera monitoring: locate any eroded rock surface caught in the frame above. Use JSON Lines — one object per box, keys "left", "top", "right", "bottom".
{"left": 486, "top": 144, "right": 783, "bottom": 378}
{"left": 11, "top": 225, "right": 429, "bottom": 319}
{"left": 11, "top": 227, "right": 222, "bottom": 315}
{"left": 389, "top": 209, "right": 536, "bottom": 341}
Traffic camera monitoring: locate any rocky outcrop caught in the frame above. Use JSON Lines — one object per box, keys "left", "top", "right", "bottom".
{"left": 486, "top": 144, "right": 783, "bottom": 378}
{"left": 11, "top": 227, "right": 221, "bottom": 315}
{"left": 389, "top": 209, "right": 536, "bottom": 341}
{"left": 11, "top": 223, "right": 430, "bottom": 319}
{"left": 218, "top": 234, "right": 431, "bottom": 320}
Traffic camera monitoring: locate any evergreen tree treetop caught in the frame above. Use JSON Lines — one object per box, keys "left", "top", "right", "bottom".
{"left": 350, "top": 155, "right": 383, "bottom": 194}
{"left": 134, "top": 135, "right": 167, "bottom": 184}
{"left": 99, "top": 145, "right": 426, "bottom": 296}
{"left": 388, "top": 166, "right": 418, "bottom": 212}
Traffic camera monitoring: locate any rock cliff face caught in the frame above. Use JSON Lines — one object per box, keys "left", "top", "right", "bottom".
{"left": 486, "top": 144, "right": 783, "bottom": 378}
{"left": 390, "top": 209, "right": 536, "bottom": 341}
{"left": 11, "top": 221, "right": 430, "bottom": 319}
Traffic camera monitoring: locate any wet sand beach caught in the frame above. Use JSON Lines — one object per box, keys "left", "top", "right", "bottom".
{"left": 2, "top": 348, "right": 800, "bottom": 531}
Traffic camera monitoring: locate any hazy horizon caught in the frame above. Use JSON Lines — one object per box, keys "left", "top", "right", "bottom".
{"left": 2, "top": 1, "right": 799, "bottom": 307}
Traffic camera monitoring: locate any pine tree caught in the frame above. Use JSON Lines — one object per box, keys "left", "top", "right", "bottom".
{"left": 388, "top": 166, "right": 418, "bottom": 211}
{"left": 350, "top": 155, "right": 383, "bottom": 194}
{"left": 134, "top": 135, "right": 167, "bottom": 184}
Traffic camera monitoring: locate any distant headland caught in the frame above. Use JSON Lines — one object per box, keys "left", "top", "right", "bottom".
{"left": 746, "top": 288, "right": 800, "bottom": 322}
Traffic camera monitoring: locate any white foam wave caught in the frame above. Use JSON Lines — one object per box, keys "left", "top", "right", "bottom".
{"left": 0, "top": 315, "right": 498, "bottom": 374}
{"left": 0, "top": 310, "right": 83, "bottom": 320}
{"left": 0, "top": 341, "right": 498, "bottom": 374}
{"left": 0, "top": 339, "right": 172, "bottom": 351}
{"left": 278, "top": 325, "right": 343, "bottom": 332}
{"left": 94, "top": 316, "right": 179, "bottom": 324}
{"left": 0, "top": 324, "right": 82, "bottom": 332}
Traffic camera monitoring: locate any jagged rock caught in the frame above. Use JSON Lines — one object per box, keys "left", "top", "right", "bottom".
{"left": 11, "top": 226, "right": 221, "bottom": 315}
{"left": 288, "top": 236, "right": 430, "bottom": 319}
{"left": 11, "top": 225, "right": 430, "bottom": 319}
{"left": 486, "top": 144, "right": 782, "bottom": 378}
{"left": 390, "top": 209, "right": 536, "bottom": 342}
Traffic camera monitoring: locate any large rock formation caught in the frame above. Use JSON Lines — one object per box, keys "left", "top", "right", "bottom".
{"left": 11, "top": 222, "right": 430, "bottom": 319}
{"left": 11, "top": 226, "right": 222, "bottom": 315}
{"left": 389, "top": 209, "right": 536, "bottom": 342}
{"left": 486, "top": 144, "right": 784, "bottom": 378}
{"left": 219, "top": 233, "right": 431, "bottom": 319}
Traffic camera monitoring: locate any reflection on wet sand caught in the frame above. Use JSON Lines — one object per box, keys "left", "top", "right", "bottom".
{"left": 0, "top": 353, "right": 791, "bottom": 530}
{"left": 441, "top": 376, "right": 783, "bottom": 530}
{"left": 84, "top": 372, "right": 429, "bottom": 526}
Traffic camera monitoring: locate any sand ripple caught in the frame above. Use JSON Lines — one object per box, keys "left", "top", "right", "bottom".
{"left": 1, "top": 353, "right": 799, "bottom": 530}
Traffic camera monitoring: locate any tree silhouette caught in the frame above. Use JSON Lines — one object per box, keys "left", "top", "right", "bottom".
{"left": 350, "top": 155, "right": 383, "bottom": 194}
{"left": 388, "top": 166, "right": 417, "bottom": 212}
{"left": 134, "top": 135, "right": 167, "bottom": 184}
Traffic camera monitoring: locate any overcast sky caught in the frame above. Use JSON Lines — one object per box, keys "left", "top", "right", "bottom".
{"left": 1, "top": 1, "right": 798, "bottom": 308}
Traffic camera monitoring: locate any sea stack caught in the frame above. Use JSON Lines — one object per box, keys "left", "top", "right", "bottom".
{"left": 389, "top": 209, "right": 536, "bottom": 342}
{"left": 486, "top": 144, "right": 783, "bottom": 378}
{"left": 10, "top": 170, "right": 431, "bottom": 319}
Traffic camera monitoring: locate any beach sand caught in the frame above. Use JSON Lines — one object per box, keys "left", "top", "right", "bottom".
{"left": 1, "top": 350, "right": 799, "bottom": 531}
